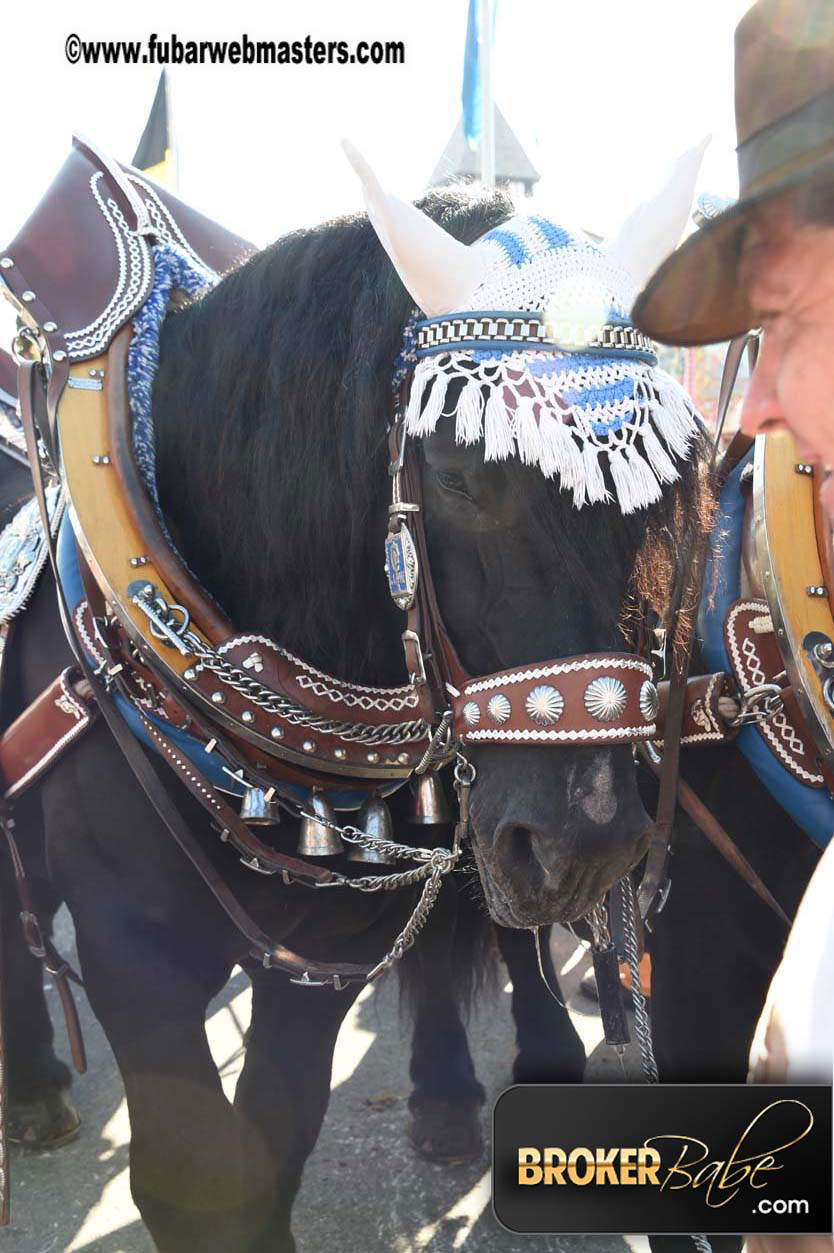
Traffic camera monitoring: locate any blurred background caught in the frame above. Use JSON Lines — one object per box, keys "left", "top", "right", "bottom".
{"left": 1, "top": 0, "right": 752, "bottom": 419}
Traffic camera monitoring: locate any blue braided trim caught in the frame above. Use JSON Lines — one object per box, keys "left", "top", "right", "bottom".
{"left": 128, "top": 243, "right": 217, "bottom": 517}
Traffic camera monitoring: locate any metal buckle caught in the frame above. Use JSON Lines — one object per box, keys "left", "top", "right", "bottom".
{"left": 402, "top": 628, "right": 427, "bottom": 687}
{"left": 728, "top": 683, "right": 783, "bottom": 727}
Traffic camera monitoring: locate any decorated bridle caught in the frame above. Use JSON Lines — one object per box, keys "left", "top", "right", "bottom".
{"left": 4, "top": 134, "right": 710, "bottom": 1000}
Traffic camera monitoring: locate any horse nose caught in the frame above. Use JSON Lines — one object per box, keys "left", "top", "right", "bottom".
{"left": 494, "top": 823, "right": 551, "bottom": 895}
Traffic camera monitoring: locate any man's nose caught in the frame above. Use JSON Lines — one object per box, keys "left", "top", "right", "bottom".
{"left": 740, "top": 335, "right": 784, "bottom": 437}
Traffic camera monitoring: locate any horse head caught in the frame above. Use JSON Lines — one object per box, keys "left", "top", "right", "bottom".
{"left": 154, "top": 145, "right": 711, "bottom": 930}
{"left": 344, "top": 143, "right": 712, "bottom": 927}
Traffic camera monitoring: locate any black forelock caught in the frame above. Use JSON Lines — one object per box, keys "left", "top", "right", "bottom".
{"left": 153, "top": 184, "right": 515, "bottom": 684}
{"left": 153, "top": 184, "right": 710, "bottom": 686}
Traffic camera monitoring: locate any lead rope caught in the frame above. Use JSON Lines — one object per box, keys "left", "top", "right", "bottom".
{"left": 619, "top": 878, "right": 712, "bottom": 1253}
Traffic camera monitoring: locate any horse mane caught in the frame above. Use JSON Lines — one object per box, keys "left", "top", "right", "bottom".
{"left": 154, "top": 185, "right": 515, "bottom": 685}
{"left": 154, "top": 186, "right": 713, "bottom": 685}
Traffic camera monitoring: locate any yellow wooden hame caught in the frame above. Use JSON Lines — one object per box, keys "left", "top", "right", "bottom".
{"left": 752, "top": 429, "right": 834, "bottom": 769}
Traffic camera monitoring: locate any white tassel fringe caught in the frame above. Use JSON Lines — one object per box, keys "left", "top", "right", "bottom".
{"left": 484, "top": 390, "right": 515, "bottom": 460}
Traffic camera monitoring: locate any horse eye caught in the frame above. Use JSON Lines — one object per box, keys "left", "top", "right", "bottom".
{"left": 436, "top": 470, "right": 474, "bottom": 502}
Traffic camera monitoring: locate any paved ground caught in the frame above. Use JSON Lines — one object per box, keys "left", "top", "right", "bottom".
{"left": 5, "top": 910, "right": 652, "bottom": 1253}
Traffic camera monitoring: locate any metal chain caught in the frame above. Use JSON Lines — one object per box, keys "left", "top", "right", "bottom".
{"left": 194, "top": 648, "right": 428, "bottom": 745}
{"left": 620, "top": 875, "right": 658, "bottom": 1083}
{"left": 619, "top": 882, "right": 711, "bottom": 1252}
{"left": 131, "top": 587, "right": 429, "bottom": 746}
{"left": 365, "top": 859, "right": 448, "bottom": 982}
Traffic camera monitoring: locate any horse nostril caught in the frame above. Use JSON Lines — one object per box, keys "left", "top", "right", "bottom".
{"left": 500, "top": 825, "right": 545, "bottom": 895}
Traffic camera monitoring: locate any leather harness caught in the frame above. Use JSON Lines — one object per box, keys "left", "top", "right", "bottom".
{"left": 0, "top": 135, "right": 809, "bottom": 1230}
{"left": 0, "top": 138, "right": 792, "bottom": 946}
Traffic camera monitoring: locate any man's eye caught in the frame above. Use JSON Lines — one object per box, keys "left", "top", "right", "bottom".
{"left": 436, "top": 470, "right": 474, "bottom": 502}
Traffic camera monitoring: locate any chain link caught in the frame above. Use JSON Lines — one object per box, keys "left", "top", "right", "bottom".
{"left": 365, "top": 859, "right": 447, "bottom": 982}
{"left": 620, "top": 876, "right": 658, "bottom": 1083}
{"left": 132, "top": 587, "right": 429, "bottom": 747}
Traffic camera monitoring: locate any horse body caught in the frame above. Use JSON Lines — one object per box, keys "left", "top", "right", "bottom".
{"left": 0, "top": 180, "right": 707, "bottom": 1251}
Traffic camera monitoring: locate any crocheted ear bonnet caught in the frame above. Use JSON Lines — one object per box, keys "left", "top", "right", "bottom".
{"left": 401, "top": 217, "right": 699, "bottom": 514}
{"left": 346, "top": 140, "right": 707, "bottom": 516}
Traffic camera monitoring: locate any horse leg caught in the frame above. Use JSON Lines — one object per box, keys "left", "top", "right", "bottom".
{"left": 403, "top": 879, "right": 487, "bottom": 1163}
{"left": 1, "top": 789, "right": 80, "bottom": 1148}
{"left": 72, "top": 913, "right": 286, "bottom": 1253}
{"left": 494, "top": 925, "right": 586, "bottom": 1083}
{"left": 232, "top": 966, "right": 363, "bottom": 1253}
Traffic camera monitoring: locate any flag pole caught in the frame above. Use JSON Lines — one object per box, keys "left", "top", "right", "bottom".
{"left": 479, "top": 0, "right": 495, "bottom": 189}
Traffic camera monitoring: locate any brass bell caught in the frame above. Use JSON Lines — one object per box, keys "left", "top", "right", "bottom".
{"left": 409, "top": 772, "right": 451, "bottom": 825}
{"left": 348, "top": 796, "right": 395, "bottom": 863}
{"left": 297, "top": 790, "right": 342, "bottom": 856}
{"left": 240, "top": 786, "right": 282, "bottom": 826}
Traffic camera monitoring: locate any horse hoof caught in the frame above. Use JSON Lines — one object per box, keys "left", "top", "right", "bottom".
{"left": 8, "top": 1091, "right": 81, "bottom": 1149}
{"left": 408, "top": 1100, "right": 483, "bottom": 1165}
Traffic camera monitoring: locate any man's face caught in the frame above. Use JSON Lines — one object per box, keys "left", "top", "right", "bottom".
{"left": 739, "top": 196, "right": 834, "bottom": 517}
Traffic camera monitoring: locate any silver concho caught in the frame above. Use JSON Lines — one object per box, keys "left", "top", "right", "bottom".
{"left": 584, "top": 676, "right": 627, "bottom": 722}
{"left": 486, "top": 693, "right": 511, "bottom": 724}
{"left": 524, "top": 685, "right": 564, "bottom": 726}
{"left": 462, "top": 701, "right": 481, "bottom": 727}
{"left": 385, "top": 524, "right": 419, "bottom": 611}
{"left": 639, "top": 680, "right": 659, "bottom": 722}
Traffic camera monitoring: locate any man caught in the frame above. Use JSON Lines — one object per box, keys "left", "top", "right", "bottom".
{"left": 634, "top": 0, "right": 833, "bottom": 1245}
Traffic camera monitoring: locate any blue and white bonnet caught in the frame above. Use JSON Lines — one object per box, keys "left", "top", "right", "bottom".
{"left": 345, "top": 140, "right": 707, "bottom": 515}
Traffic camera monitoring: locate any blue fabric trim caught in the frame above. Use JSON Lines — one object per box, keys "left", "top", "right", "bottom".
{"left": 530, "top": 217, "right": 576, "bottom": 253}
{"left": 698, "top": 449, "right": 834, "bottom": 849}
{"left": 481, "top": 228, "right": 529, "bottom": 267}
{"left": 562, "top": 378, "right": 636, "bottom": 409}
{"left": 56, "top": 518, "right": 404, "bottom": 813}
{"left": 415, "top": 341, "right": 656, "bottom": 365}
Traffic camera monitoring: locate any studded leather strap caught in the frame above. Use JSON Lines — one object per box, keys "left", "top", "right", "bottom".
{"left": 451, "top": 654, "right": 657, "bottom": 744}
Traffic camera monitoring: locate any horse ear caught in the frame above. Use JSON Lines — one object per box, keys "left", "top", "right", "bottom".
{"left": 602, "top": 137, "right": 710, "bottom": 304}
{"left": 342, "top": 140, "right": 487, "bottom": 318}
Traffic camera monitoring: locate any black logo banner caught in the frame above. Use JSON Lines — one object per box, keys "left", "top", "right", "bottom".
{"left": 493, "top": 1084, "right": 832, "bottom": 1234}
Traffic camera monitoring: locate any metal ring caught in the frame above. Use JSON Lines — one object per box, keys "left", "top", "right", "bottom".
{"left": 823, "top": 676, "right": 834, "bottom": 715}
{"left": 453, "top": 753, "right": 477, "bottom": 787}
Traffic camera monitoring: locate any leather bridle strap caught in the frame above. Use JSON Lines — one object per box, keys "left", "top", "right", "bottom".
{"left": 639, "top": 744, "right": 790, "bottom": 926}
{"left": 638, "top": 334, "right": 753, "bottom": 920}
{"left": 19, "top": 363, "right": 375, "bottom": 987}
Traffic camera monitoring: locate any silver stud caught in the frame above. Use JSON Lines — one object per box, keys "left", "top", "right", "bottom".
{"left": 183, "top": 667, "right": 197, "bottom": 681}
{"left": 129, "top": 555, "right": 148, "bottom": 567}
{"left": 211, "top": 691, "right": 225, "bottom": 705}
{"left": 303, "top": 739, "right": 316, "bottom": 754}
{"left": 52, "top": 349, "right": 67, "bottom": 362}
{"left": 397, "top": 752, "right": 410, "bottom": 764}
{"left": 639, "top": 680, "right": 659, "bottom": 722}
{"left": 807, "top": 585, "right": 828, "bottom": 597}
{"left": 242, "top": 651, "right": 264, "bottom": 673}
{"left": 584, "top": 676, "right": 627, "bottom": 722}
{"left": 91, "top": 454, "right": 111, "bottom": 466}
{"left": 21, "top": 291, "right": 35, "bottom": 303}
{"left": 0, "top": 258, "right": 13, "bottom": 269}
{"left": 241, "top": 710, "right": 255, "bottom": 724}
{"left": 43, "top": 321, "right": 57, "bottom": 333}
{"left": 334, "top": 747, "right": 347, "bottom": 760}
{"left": 486, "top": 693, "right": 511, "bottom": 724}
{"left": 367, "top": 751, "right": 380, "bottom": 764}
{"left": 525, "top": 685, "right": 564, "bottom": 726}
{"left": 270, "top": 726, "right": 283, "bottom": 740}
{"left": 462, "top": 701, "right": 481, "bottom": 727}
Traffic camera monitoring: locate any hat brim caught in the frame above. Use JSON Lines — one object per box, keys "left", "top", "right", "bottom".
{"left": 632, "top": 151, "right": 834, "bottom": 347}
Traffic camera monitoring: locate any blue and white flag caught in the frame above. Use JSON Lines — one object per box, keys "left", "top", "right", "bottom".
{"left": 462, "top": 0, "right": 496, "bottom": 150}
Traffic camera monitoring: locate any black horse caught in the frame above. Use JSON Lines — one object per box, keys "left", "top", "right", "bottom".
{"left": 1, "top": 184, "right": 708, "bottom": 1252}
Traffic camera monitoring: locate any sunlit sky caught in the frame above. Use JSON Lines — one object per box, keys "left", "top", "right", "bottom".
{"left": 2, "top": 0, "right": 751, "bottom": 344}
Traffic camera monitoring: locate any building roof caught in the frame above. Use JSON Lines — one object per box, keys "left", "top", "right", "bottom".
{"left": 430, "top": 106, "right": 540, "bottom": 187}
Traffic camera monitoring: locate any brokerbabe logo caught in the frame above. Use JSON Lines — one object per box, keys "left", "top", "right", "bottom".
{"left": 493, "top": 1085, "right": 832, "bottom": 1235}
